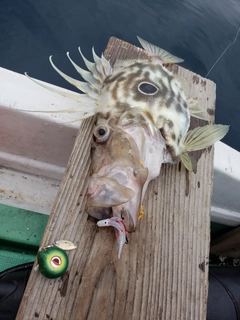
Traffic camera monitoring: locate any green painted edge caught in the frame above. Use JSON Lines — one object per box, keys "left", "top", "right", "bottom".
{"left": 0, "top": 203, "right": 49, "bottom": 271}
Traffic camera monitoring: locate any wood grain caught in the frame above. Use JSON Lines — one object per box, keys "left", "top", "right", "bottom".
{"left": 16, "top": 37, "right": 216, "bottom": 320}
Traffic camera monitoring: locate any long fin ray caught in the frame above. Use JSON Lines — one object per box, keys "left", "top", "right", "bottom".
{"left": 47, "top": 111, "right": 96, "bottom": 123}
{"left": 78, "top": 47, "right": 98, "bottom": 76}
{"left": 62, "top": 111, "right": 95, "bottom": 121}
{"left": 49, "top": 56, "right": 98, "bottom": 99}
{"left": 24, "top": 73, "right": 96, "bottom": 107}
{"left": 66, "top": 52, "right": 101, "bottom": 90}
{"left": 101, "top": 53, "right": 113, "bottom": 77}
{"left": 137, "top": 36, "right": 184, "bottom": 64}
{"left": 17, "top": 106, "right": 94, "bottom": 114}
{"left": 92, "top": 47, "right": 105, "bottom": 79}
{"left": 183, "top": 124, "right": 229, "bottom": 152}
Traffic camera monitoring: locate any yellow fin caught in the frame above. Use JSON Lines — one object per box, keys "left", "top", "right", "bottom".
{"left": 183, "top": 124, "right": 229, "bottom": 152}
{"left": 137, "top": 36, "right": 184, "bottom": 64}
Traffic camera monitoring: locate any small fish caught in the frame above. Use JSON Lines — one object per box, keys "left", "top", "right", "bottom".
{"left": 97, "top": 217, "right": 128, "bottom": 258}
{"left": 27, "top": 36, "right": 228, "bottom": 258}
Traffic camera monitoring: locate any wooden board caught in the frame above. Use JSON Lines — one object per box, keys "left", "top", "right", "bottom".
{"left": 16, "top": 37, "right": 216, "bottom": 320}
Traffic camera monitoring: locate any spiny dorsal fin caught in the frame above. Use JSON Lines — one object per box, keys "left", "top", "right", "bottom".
{"left": 78, "top": 47, "right": 98, "bottom": 76}
{"left": 25, "top": 73, "right": 91, "bottom": 104}
{"left": 24, "top": 45, "right": 113, "bottom": 120}
{"left": 49, "top": 56, "right": 98, "bottom": 99}
{"left": 49, "top": 47, "right": 112, "bottom": 99}
{"left": 183, "top": 124, "right": 229, "bottom": 152}
{"left": 137, "top": 36, "right": 184, "bottom": 64}
{"left": 22, "top": 74, "right": 96, "bottom": 118}
{"left": 187, "top": 98, "right": 208, "bottom": 121}
{"left": 66, "top": 52, "right": 101, "bottom": 90}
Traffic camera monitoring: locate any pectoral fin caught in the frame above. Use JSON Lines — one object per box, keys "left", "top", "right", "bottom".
{"left": 181, "top": 124, "right": 229, "bottom": 171}
{"left": 187, "top": 98, "right": 207, "bottom": 121}
{"left": 183, "top": 124, "right": 229, "bottom": 152}
{"left": 180, "top": 152, "right": 197, "bottom": 172}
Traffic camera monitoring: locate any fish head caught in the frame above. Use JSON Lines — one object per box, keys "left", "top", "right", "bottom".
{"left": 86, "top": 109, "right": 166, "bottom": 232}
{"left": 86, "top": 116, "right": 149, "bottom": 232}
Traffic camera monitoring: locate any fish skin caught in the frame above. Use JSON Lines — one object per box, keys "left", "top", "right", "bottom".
{"left": 97, "top": 59, "right": 190, "bottom": 162}
{"left": 42, "top": 37, "right": 228, "bottom": 257}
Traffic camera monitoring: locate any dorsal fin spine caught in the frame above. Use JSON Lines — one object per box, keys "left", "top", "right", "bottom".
{"left": 137, "top": 36, "right": 184, "bottom": 64}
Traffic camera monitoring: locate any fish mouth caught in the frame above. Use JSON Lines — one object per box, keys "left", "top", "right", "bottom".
{"left": 86, "top": 206, "right": 137, "bottom": 233}
{"left": 86, "top": 166, "right": 148, "bottom": 232}
{"left": 86, "top": 175, "right": 135, "bottom": 221}
{"left": 87, "top": 206, "right": 113, "bottom": 220}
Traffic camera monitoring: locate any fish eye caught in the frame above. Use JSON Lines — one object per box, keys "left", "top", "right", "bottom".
{"left": 138, "top": 82, "right": 159, "bottom": 95}
{"left": 98, "top": 128, "right": 106, "bottom": 135}
{"left": 93, "top": 125, "right": 110, "bottom": 143}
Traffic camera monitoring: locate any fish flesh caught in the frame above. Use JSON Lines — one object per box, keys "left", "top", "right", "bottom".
{"left": 28, "top": 37, "right": 228, "bottom": 258}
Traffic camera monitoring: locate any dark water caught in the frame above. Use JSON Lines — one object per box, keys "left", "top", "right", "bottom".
{"left": 1, "top": 0, "right": 240, "bottom": 151}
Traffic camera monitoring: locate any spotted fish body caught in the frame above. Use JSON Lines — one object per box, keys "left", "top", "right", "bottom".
{"left": 30, "top": 37, "right": 228, "bottom": 258}
{"left": 97, "top": 59, "right": 190, "bottom": 163}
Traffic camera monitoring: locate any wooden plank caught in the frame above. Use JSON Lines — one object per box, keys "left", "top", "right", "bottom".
{"left": 16, "top": 37, "right": 216, "bottom": 320}
{"left": 211, "top": 225, "right": 240, "bottom": 258}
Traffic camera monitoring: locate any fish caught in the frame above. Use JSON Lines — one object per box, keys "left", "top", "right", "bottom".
{"left": 26, "top": 36, "right": 229, "bottom": 258}
{"left": 97, "top": 217, "right": 128, "bottom": 259}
